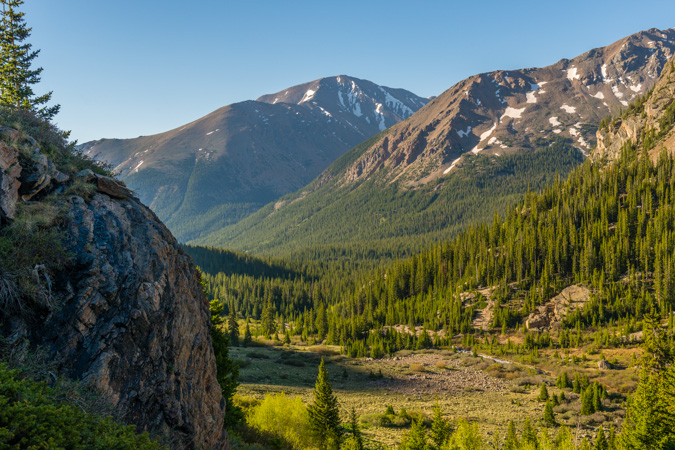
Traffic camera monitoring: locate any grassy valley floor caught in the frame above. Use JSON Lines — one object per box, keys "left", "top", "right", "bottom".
{"left": 231, "top": 334, "right": 638, "bottom": 448}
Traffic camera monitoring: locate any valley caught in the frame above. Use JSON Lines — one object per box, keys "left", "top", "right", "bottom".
{"left": 1, "top": 1, "right": 675, "bottom": 448}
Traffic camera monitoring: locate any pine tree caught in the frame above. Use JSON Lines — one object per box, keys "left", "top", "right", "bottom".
{"left": 343, "top": 408, "right": 364, "bottom": 450}
{"left": 261, "top": 300, "right": 275, "bottom": 338}
{"left": 543, "top": 399, "right": 556, "bottom": 426}
{"left": 595, "top": 427, "right": 608, "bottom": 450}
{"left": 538, "top": 382, "right": 550, "bottom": 402}
{"left": 619, "top": 323, "right": 675, "bottom": 449}
{"left": 429, "top": 403, "right": 449, "bottom": 450}
{"left": 608, "top": 425, "right": 617, "bottom": 450}
{"left": 581, "top": 386, "right": 595, "bottom": 415}
{"left": 243, "top": 322, "right": 252, "bottom": 346}
{"left": 208, "top": 299, "right": 240, "bottom": 427}
{"left": 308, "top": 359, "right": 341, "bottom": 450}
{"left": 228, "top": 306, "right": 239, "bottom": 346}
{"left": 503, "top": 420, "right": 520, "bottom": 450}
{"left": 0, "top": 0, "right": 58, "bottom": 118}
{"left": 400, "top": 418, "right": 427, "bottom": 450}
{"left": 522, "top": 417, "right": 538, "bottom": 446}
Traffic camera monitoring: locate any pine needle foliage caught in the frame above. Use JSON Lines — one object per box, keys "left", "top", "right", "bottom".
{"left": 0, "top": 0, "right": 59, "bottom": 118}
{"left": 307, "top": 358, "right": 341, "bottom": 450}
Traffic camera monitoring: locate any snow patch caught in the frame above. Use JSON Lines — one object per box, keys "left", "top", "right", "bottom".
{"left": 501, "top": 106, "right": 526, "bottom": 120}
{"left": 601, "top": 64, "right": 613, "bottom": 83}
{"left": 629, "top": 83, "right": 642, "bottom": 92}
{"left": 479, "top": 122, "right": 497, "bottom": 141}
{"left": 206, "top": 129, "right": 220, "bottom": 136}
{"left": 526, "top": 82, "right": 540, "bottom": 103}
{"left": 374, "top": 103, "right": 386, "bottom": 131}
{"left": 612, "top": 85, "right": 624, "bottom": 98}
{"left": 457, "top": 126, "right": 472, "bottom": 138}
{"left": 549, "top": 116, "right": 561, "bottom": 127}
{"left": 444, "top": 156, "right": 462, "bottom": 174}
{"left": 318, "top": 106, "right": 332, "bottom": 118}
{"left": 379, "top": 87, "right": 414, "bottom": 118}
{"left": 560, "top": 104, "right": 576, "bottom": 114}
{"left": 592, "top": 91, "right": 605, "bottom": 99}
{"left": 553, "top": 129, "right": 562, "bottom": 134}
{"left": 300, "top": 89, "right": 316, "bottom": 103}
{"left": 133, "top": 160, "right": 144, "bottom": 173}
{"left": 567, "top": 67, "right": 580, "bottom": 81}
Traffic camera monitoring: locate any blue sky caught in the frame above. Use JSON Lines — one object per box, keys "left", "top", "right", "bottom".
{"left": 24, "top": 0, "right": 675, "bottom": 142}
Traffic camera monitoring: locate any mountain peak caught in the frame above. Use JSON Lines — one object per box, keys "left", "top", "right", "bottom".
{"left": 82, "top": 76, "right": 429, "bottom": 242}
{"left": 256, "top": 75, "right": 427, "bottom": 131}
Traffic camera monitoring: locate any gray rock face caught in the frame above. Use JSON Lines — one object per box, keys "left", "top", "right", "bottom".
{"left": 44, "top": 193, "right": 226, "bottom": 448}
{"left": 0, "top": 140, "right": 21, "bottom": 222}
{"left": 0, "top": 128, "right": 227, "bottom": 449}
{"left": 594, "top": 57, "right": 675, "bottom": 163}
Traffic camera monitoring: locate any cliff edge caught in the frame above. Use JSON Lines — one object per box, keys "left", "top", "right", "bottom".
{"left": 0, "top": 118, "right": 226, "bottom": 449}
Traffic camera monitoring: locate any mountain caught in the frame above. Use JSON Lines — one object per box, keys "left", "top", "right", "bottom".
{"left": 80, "top": 76, "right": 429, "bottom": 241}
{"left": 196, "top": 28, "right": 675, "bottom": 258}
{"left": 0, "top": 117, "right": 226, "bottom": 448}
{"left": 594, "top": 59, "right": 675, "bottom": 162}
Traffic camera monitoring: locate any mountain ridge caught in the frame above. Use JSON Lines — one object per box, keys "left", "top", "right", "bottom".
{"left": 80, "top": 75, "right": 429, "bottom": 241}
{"left": 196, "top": 27, "right": 675, "bottom": 257}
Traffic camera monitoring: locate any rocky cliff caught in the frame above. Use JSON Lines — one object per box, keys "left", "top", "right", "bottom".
{"left": 594, "top": 59, "right": 675, "bottom": 162}
{"left": 0, "top": 122, "right": 226, "bottom": 449}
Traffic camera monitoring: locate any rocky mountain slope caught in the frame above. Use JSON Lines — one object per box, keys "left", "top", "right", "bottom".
{"left": 80, "top": 76, "right": 428, "bottom": 241}
{"left": 196, "top": 28, "right": 675, "bottom": 257}
{"left": 0, "top": 120, "right": 226, "bottom": 449}
{"left": 594, "top": 59, "right": 675, "bottom": 162}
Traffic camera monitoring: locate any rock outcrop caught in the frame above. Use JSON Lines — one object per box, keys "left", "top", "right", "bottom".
{"left": 526, "top": 285, "right": 591, "bottom": 331}
{"left": 594, "top": 59, "right": 675, "bottom": 163}
{"left": 0, "top": 128, "right": 226, "bottom": 449}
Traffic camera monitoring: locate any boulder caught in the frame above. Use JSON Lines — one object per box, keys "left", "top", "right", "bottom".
{"left": 95, "top": 174, "right": 132, "bottom": 199}
{"left": 75, "top": 169, "right": 132, "bottom": 199}
{"left": 598, "top": 359, "right": 612, "bottom": 370}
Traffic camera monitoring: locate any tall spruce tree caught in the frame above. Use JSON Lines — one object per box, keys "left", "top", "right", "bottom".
{"left": 400, "top": 419, "right": 427, "bottom": 450}
{"left": 0, "top": 0, "right": 58, "bottom": 118}
{"left": 429, "top": 403, "right": 450, "bottom": 450}
{"left": 208, "top": 299, "right": 240, "bottom": 427}
{"left": 343, "top": 408, "right": 364, "bottom": 450}
{"left": 308, "top": 358, "right": 341, "bottom": 450}
{"left": 228, "top": 305, "right": 239, "bottom": 346}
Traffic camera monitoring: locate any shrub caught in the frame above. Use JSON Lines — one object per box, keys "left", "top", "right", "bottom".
{"left": 0, "top": 364, "right": 162, "bottom": 449}
{"left": 247, "top": 392, "right": 313, "bottom": 450}
{"left": 410, "top": 363, "right": 425, "bottom": 372}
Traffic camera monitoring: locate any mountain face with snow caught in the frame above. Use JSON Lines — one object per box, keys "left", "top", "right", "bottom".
{"left": 195, "top": 28, "right": 675, "bottom": 256}
{"left": 80, "top": 76, "right": 429, "bottom": 241}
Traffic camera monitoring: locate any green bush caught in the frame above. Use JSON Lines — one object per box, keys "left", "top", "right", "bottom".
{"left": 246, "top": 392, "right": 313, "bottom": 450}
{"left": 0, "top": 364, "right": 163, "bottom": 449}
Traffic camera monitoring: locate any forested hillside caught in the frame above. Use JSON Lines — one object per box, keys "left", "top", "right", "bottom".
{"left": 196, "top": 63, "right": 675, "bottom": 357}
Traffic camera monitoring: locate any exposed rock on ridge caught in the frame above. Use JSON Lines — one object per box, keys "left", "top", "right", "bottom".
{"left": 0, "top": 128, "right": 226, "bottom": 449}
{"left": 594, "top": 59, "right": 675, "bottom": 162}
{"left": 334, "top": 28, "right": 675, "bottom": 187}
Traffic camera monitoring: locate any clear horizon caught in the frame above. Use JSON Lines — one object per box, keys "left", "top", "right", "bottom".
{"left": 24, "top": 0, "right": 675, "bottom": 143}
